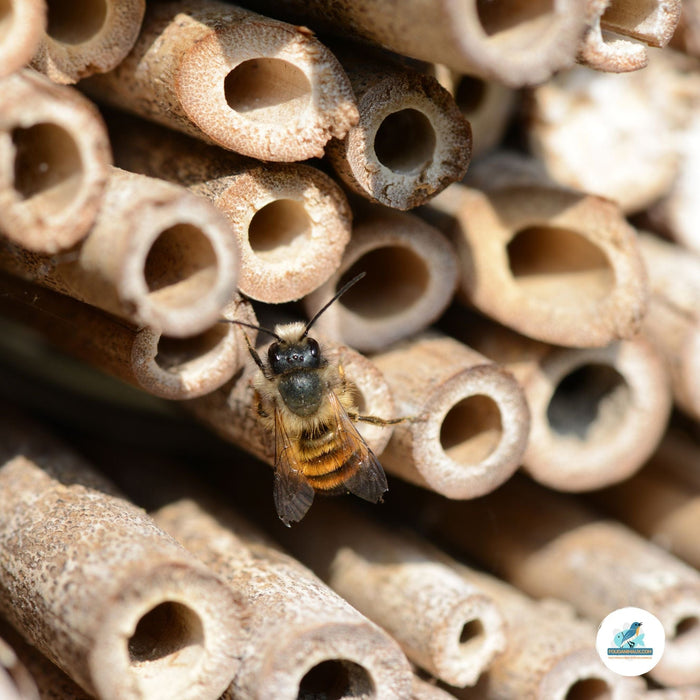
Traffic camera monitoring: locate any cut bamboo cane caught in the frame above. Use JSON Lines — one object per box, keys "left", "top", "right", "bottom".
{"left": 241, "top": 0, "right": 588, "bottom": 87}
{"left": 109, "top": 118, "right": 351, "bottom": 303}
{"left": 431, "top": 477, "right": 700, "bottom": 687}
{"left": 0, "top": 626, "right": 40, "bottom": 700}
{"left": 302, "top": 207, "right": 458, "bottom": 352}
{"left": 0, "top": 414, "right": 246, "bottom": 700}
{"left": 527, "top": 50, "right": 700, "bottom": 214}
{"left": 579, "top": 0, "right": 682, "bottom": 72}
{"left": 371, "top": 331, "right": 530, "bottom": 499}
{"left": 31, "top": 0, "right": 144, "bottom": 84}
{"left": 444, "top": 309, "right": 672, "bottom": 491}
{"left": 0, "top": 166, "right": 240, "bottom": 337}
{"left": 672, "top": 0, "right": 700, "bottom": 57}
{"left": 325, "top": 51, "right": 471, "bottom": 210}
{"left": 0, "top": 272, "right": 253, "bottom": 400}
{"left": 426, "top": 181, "right": 649, "bottom": 348}
{"left": 81, "top": 0, "right": 358, "bottom": 161}
{"left": 0, "top": 0, "right": 45, "bottom": 79}
{"left": 0, "top": 69, "right": 111, "bottom": 254}
{"left": 411, "top": 676, "right": 455, "bottom": 700}
{"left": 638, "top": 232, "right": 700, "bottom": 420}
{"left": 152, "top": 497, "right": 414, "bottom": 700}
{"left": 277, "top": 500, "right": 506, "bottom": 687}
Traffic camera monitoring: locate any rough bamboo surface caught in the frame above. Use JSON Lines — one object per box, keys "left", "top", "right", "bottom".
{"left": 31, "top": 0, "right": 145, "bottom": 84}
{"left": 152, "top": 497, "right": 414, "bottom": 700}
{"left": 0, "top": 416, "right": 246, "bottom": 700}
{"left": 0, "top": 0, "right": 45, "bottom": 79}
{"left": 0, "top": 166, "right": 240, "bottom": 337}
{"left": 82, "top": 0, "right": 359, "bottom": 161}
{"left": 0, "top": 70, "right": 112, "bottom": 254}
{"left": 109, "top": 119, "right": 352, "bottom": 303}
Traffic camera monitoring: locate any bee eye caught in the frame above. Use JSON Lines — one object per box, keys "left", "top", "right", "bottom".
{"left": 308, "top": 339, "right": 319, "bottom": 357}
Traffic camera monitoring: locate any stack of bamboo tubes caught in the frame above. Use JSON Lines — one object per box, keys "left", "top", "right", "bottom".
{"left": 0, "top": 0, "right": 699, "bottom": 698}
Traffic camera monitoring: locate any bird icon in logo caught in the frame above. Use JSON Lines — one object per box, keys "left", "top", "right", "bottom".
{"left": 614, "top": 621, "right": 644, "bottom": 648}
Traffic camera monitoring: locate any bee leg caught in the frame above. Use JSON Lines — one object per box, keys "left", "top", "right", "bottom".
{"left": 348, "top": 413, "right": 409, "bottom": 426}
{"left": 254, "top": 390, "right": 270, "bottom": 419}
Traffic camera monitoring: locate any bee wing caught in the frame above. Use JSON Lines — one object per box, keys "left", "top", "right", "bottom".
{"left": 328, "top": 390, "right": 389, "bottom": 503}
{"left": 273, "top": 407, "right": 314, "bottom": 527}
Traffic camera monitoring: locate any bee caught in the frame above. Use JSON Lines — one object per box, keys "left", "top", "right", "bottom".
{"left": 233, "top": 273, "right": 403, "bottom": 526}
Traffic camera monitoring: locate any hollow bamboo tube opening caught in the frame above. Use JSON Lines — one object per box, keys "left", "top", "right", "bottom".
{"left": 602, "top": 0, "right": 681, "bottom": 46}
{"left": 440, "top": 394, "right": 503, "bottom": 465}
{"left": 154, "top": 324, "right": 229, "bottom": 374}
{"left": 373, "top": 109, "right": 437, "bottom": 173}
{"left": 476, "top": 0, "right": 556, "bottom": 39}
{"left": 45, "top": 0, "right": 107, "bottom": 45}
{"left": 562, "top": 677, "right": 611, "bottom": 700}
{"left": 297, "top": 660, "right": 374, "bottom": 699}
{"left": 247, "top": 199, "right": 312, "bottom": 263}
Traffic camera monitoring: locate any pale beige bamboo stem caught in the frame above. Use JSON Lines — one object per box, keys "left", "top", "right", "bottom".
{"left": 82, "top": 0, "right": 358, "bottom": 162}
{"left": 579, "top": 0, "right": 681, "bottom": 72}
{"left": 152, "top": 498, "right": 414, "bottom": 700}
{"left": 672, "top": 0, "right": 700, "bottom": 57}
{"left": 109, "top": 119, "right": 351, "bottom": 303}
{"left": 0, "top": 0, "right": 45, "bottom": 78}
{"left": 278, "top": 500, "right": 506, "bottom": 687}
{"left": 0, "top": 628, "right": 40, "bottom": 700}
{"left": 302, "top": 207, "right": 458, "bottom": 352}
{"left": 432, "top": 477, "right": 700, "bottom": 687}
{"left": 30, "top": 0, "right": 144, "bottom": 84}
{"left": 427, "top": 181, "right": 649, "bottom": 347}
{"left": 0, "top": 166, "right": 240, "bottom": 337}
{"left": 0, "top": 415, "right": 245, "bottom": 700}
{"left": 371, "top": 331, "right": 530, "bottom": 499}
{"left": 325, "top": 53, "right": 471, "bottom": 210}
{"left": 646, "top": 688, "right": 700, "bottom": 699}
{"left": 0, "top": 272, "right": 252, "bottom": 400}
{"left": 411, "top": 676, "right": 455, "bottom": 700}
{"left": 446, "top": 310, "right": 672, "bottom": 490}
{"left": 242, "top": 0, "right": 588, "bottom": 87}
{"left": 638, "top": 232, "right": 700, "bottom": 419}
{"left": 0, "top": 69, "right": 111, "bottom": 254}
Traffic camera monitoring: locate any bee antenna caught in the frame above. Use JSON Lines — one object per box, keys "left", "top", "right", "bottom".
{"left": 219, "top": 319, "right": 283, "bottom": 342}
{"left": 302, "top": 271, "right": 366, "bottom": 338}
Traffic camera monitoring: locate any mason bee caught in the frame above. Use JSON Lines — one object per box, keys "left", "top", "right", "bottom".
{"left": 233, "top": 273, "right": 402, "bottom": 526}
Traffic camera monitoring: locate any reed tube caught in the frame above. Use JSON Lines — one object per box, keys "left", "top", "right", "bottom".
{"left": 82, "top": 0, "right": 358, "bottom": 161}
{"left": 372, "top": 332, "right": 530, "bottom": 499}
{"left": 0, "top": 69, "right": 111, "bottom": 254}
{"left": 0, "top": 0, "right": 45, "bottom": 78}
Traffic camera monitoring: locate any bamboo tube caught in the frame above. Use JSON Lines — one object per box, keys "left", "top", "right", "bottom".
{"left": 109, "top": 118, "right": 351, "bottom": 303}
{"left": 240, "top": 0, "right": 588, "bottom": 87}
{"left": 426, "top": 181, "right": 649, "bottom": 348}
{"left": 444, "top": 309, "right": 671, "bottom": 491}
{"left": 646, "top": 688, "right": 700, "bottom": 699}
{"left": 0, "top": 69, "right": 111, "bottom": 254}
{"left": 0, "top": 272, "right": 253, "bottom": 400}
{"left": 81, "top": 0, "right": 358, "bottom": 162}
{"left": 672, "top": 0, "right": 700, "bottom": 58}
{"left": 0, "top": 627, "right": 40, "bottom": 700}
{"left": 431, "top": 477, "right": 700, "bottom": 687}
{"left": 411, "top": 676, "right": 455, "bottom": 700}
{"left": 590, "top": 429, "right": 700, "bottom": 571}
{"left": 325, "top": 51, "right": 471, "bottom": 210}
{"left": 0, "top": 415, "right": 246, "bottom": 700}
{"left": 579, "top": 0, "right": 682, "bottom": 72}
{"left": 277, "top": 500, "right": 506, "bottom": 687}
{"left": 0, "top": 166, "right": 240, "bottom": 337}
{"left": 301, "top": 207, "right": 458, "bottom": 352}
{"left": 30, "top": 0, "right": 144, "bottom": 84}
{"left": 152, "top": 497, "right": 414, "bottom": 700}
{"left": 0, "top": 0, "right": 45, "bottom": 79}
{"left": 371, "top": 331, "right": 530, "bottom": 499}
{"left": 638, "top": 232, "right": 700, "bottom": 419}
{"left": 527, "top": 50, "right": 700, "bottom": 214}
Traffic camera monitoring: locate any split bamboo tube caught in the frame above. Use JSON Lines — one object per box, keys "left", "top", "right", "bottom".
{"left": 371, "top": 331, "right": 530, "bottom": 499}
{"left": 0, "top": 69, "right": 111, "bottom": 254}
{"left": 153, "top": 497, "right": 414, "bottom": 700}
{"left": 426, "top": 181, "right": 649, "bottom": 348}
{"left": 82, "top": 0, "right": 358, "bottom": 162}
{"left": 445, "top": 568, "right": 646, "bottom": 700}
{"left": 31, "top": 0, "right": 145, "bottom": 84}
{"left": 325, "top": 51, "right": 471, "bottom": 210}
{"left": 638, "top": 232, "right": 700, "bottom": 419}
{"left": 277, "top": 500, "right": 506, "bottom": 687}
{"left": 109, "top": 118, "right": 351, "bottom": 303}
{"left": 579, "top": 0, "right": 682, "bottom": 72}
{"left": 0, "top": 272, "right": 252, "bottom": 400}
{"left": 591, "top": 429, "right": 700, "bottom": 571}
{"left": 432, "top": 477, "right": 700, "bottom": 687}
{"left": 0, "top": 0, "right": 45, "bottom": 79}
{"left": 445, "top": 309, "right": 671, "bottom": 491}
{"left": 0, "top": 415, "right": 246, "bottom": 700}
{"left": 302, "top": 207, "right": 458, "bottom": 352}
{"left": 0, "top": 166, "right": 240, "bottom": 337}
{"left": 0, "top": 627, "right": 40, "bottom": 700}
{"left": 242, "top": 0, "right": 588, "bottom": 87}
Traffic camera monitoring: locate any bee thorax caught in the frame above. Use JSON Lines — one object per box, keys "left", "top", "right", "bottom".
{"left": 278, "top": 371, "right": 324, "bottom": 417}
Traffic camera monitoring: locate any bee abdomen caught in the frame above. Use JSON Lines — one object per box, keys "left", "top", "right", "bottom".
{"left": 306, "top": 458, "right": 361, "bottom": 492}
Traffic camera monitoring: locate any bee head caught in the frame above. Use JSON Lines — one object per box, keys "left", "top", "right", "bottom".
{"left": 268, "top": 336, "right": 321, "bottom": 375}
